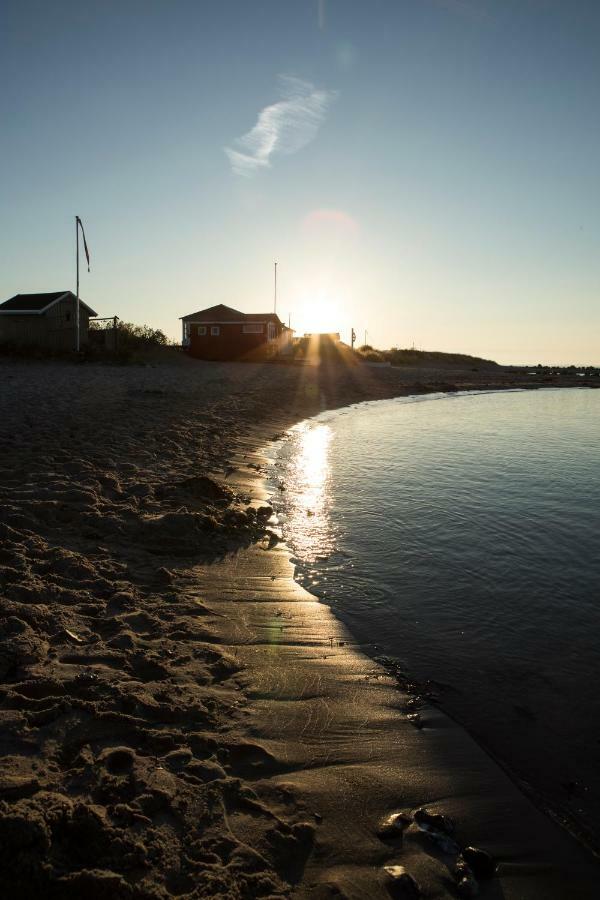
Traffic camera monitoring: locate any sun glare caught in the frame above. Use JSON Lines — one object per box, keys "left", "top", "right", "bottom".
{"left": 294, "top": 295, "right": 343, "bottom": 337}
{"left": 283, "top": 422, "right": 334, "bottom": 564}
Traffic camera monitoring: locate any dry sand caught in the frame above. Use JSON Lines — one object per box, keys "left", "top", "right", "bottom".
{"left": 0, "top": 354, "right": 598, "bottom": 899}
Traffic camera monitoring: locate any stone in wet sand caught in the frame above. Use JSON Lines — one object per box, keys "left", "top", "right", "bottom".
{"left": 462, "top": 846, "right": 496, "bottom": 880}
{"left": 377, "top": 811, "right": 410, "bottom": 840}
{"left": 383, "top": 865, "right": 421, "bottom": 898}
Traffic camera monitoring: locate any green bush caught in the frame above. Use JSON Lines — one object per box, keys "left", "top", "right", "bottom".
{"left": 358, "top": 347, "right": 385, "bottom": 362}
{"left": 86, "top": 320, "right": 171, "bottom": 363}
{"left": 113, "top": 321, "right": 169, "bottom": 349}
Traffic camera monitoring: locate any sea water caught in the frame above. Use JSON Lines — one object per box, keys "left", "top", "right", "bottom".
{"left": 271, "top": 388, "right": 600, "bottom": 846}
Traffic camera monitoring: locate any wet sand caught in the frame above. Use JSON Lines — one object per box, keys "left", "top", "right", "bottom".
{"left": 0, "top": 355, "right": 598, "bottom": 898}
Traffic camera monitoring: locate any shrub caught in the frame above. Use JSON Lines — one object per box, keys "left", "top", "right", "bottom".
{"left": 86, "top": 320, "right": 171, "bottom": 363}
{"left": 358, "top": 347, "right": 385, "bottom": 363}
{"left": 112, "top": 321, "right": 169, "bottom": 349}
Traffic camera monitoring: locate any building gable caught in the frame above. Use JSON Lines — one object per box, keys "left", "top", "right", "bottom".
{"left": 180, "top": 304, "right": 245, "bottom": 323}
{"left": 180, "top": 305, "right": 286, "bottom": 329}
{"left": 0, "top": 291, "right": 97, "bottom": 317}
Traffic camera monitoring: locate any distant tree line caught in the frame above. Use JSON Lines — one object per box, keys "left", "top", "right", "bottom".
{"left": 531, "top": 363, "right": 600, "bottom": 375}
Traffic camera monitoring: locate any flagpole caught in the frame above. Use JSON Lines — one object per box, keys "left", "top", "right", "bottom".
{"left": 75, "top": 216, "right": 80, "bottom": 352}
{"left": 274, "top": 261, "right": 277, "bottom": 315}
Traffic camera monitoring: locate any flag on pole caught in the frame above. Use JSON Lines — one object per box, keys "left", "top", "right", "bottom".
{"left": 76, "top": 216, "right": 91, "bottom": 272}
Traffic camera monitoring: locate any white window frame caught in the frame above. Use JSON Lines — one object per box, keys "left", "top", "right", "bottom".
{"left": 267, "top": 322, "right": 277, "bottom": 341}
{"left": 197, "top": 325, "right": 207, "bottom": 336}
{"left": 242, "top": 322, "right": 264, "bottom": 334}
{"left": 210, "top": 325, "right": 220, "bottom": 336}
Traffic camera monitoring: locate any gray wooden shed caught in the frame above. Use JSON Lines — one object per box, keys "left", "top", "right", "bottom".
{"left": 0, "top": 291, "right": 97, "bottom": 350}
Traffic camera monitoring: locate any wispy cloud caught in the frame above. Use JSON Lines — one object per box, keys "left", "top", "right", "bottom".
{"left": 225, "top": 75, "right": 338, "bottom": 177}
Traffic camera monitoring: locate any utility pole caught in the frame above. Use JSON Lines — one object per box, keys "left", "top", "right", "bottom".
{"left": 274, "top": 261, "right": 277, "bottom": 315}
{"left": 351, "top": 327, "right": 356, "bottom": 349}
{"left": 364, "top": 330, "right": 367, "bottom": 347}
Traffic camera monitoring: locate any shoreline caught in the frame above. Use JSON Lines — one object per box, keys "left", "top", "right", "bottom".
{"left": 198, "top": 425, "right": 600, "bottom": 898}
{"left": 263, "top": 389, "right": 600, "bottom": 870}
{"left": 1, "top": 358, "right": 598, "bottom": 898}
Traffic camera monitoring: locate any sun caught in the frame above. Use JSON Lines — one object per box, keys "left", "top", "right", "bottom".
{"left": 293, "top": 294, "right": 343, "bottom": 337}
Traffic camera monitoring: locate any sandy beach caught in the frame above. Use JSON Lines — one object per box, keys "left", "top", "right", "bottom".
{"left": 1, "top": 354, "right": 598, "bottom": 899}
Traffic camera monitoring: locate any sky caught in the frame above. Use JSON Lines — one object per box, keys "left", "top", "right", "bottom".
{"left": 1, "top": 0, "right": 599, "bottom": 365}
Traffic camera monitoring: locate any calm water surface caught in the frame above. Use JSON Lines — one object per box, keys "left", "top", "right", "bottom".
{"left": 271, "top": 388, "right": 600, "bottom": 845}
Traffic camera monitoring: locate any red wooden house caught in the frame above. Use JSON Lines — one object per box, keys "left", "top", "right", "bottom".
{"left": 180, "top": 304, "right": 293, "bottom": 361}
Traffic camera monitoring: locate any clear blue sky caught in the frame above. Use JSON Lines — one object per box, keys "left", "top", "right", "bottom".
{"left": 1, "top": 0, "right": 599, "bottom": 364}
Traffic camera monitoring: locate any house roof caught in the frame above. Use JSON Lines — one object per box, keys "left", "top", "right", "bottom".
{"left": 0, "top": 291, "right": 97, "bottom": 316}
{"left": 245, "top": 312, "right": 286, "bottom": 324}
{"left": 180, "top": 304, "right": 244, "bottom": 322}
{"left": 180, "top": 303, "right": 285, "bottom": 326}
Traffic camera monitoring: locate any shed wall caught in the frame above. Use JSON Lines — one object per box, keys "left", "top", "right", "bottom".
{"left": 0, "top": 297, "right": 91, "bottom": 349}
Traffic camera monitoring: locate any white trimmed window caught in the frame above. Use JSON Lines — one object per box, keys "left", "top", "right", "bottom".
{"left": 197, "top": 325, "right": 207, "bottom": 336}
{"left": 242, "top": 323, "right": 263, "bottom": 334}
{"left": 210, "top": 326, "right": 220, "bottom": 336}
{"left": 184, "top": 322, "right": 190, "bottom": 339}
{"left": 267, "top": 322, "right": 277, "bottom": 341}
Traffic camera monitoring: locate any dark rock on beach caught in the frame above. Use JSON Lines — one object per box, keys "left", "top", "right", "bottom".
{"left": 462, "top": 846, "right": 496, "bottom": 880}
{"left": 384, "top": 865, "right": 421, "bottom": 898}
{"left": 377, "top": 811, "right": 410, "bottom": 841}
{"left": 413, "top": 806, "right": 455, "bottom": 836}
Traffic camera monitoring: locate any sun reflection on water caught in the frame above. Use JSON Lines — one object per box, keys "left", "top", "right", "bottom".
{"left": 281, "top": 422, "right": 335, "bottom": 564}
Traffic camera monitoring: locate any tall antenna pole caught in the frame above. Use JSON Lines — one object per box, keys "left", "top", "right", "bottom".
{"left": 75, "top": 216, "right": 80, "bottom": 352}
{"left": 274, "top": 261, "right": 277, "bottom": 315}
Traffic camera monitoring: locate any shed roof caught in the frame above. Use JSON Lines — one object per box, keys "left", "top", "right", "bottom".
{"left": 0, "top": 291, "right": 97, "bottom": 316}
